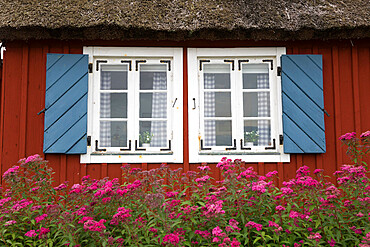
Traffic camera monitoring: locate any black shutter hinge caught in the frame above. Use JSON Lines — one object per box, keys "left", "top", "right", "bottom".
{"left": 277, "top": 66, "right": 282, "bottom": 76}
{"left": 88, "top": 63, "right": 93, "bottom": 73}
{"left": 323, "top": 109, "right": 330, "bottom": 117}
{"left": 279, "top": 134, "right": 284, "bottom": 145}
{"left": 87, "top": 136, "right": 91, "bottom": 146}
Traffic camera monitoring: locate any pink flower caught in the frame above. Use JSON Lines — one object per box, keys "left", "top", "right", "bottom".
{"left": 360, "top": 131, "right": 370, "bottom": 138}
{"left": 212, "top": 226, "right": 223, "bottom": 236}
{"left": 197, "top": 165, "right": 210, "bottom": 171}
{"left": 308, "top": 232, "right": 322, "bottom": 241}
{"left": 37, "top": 227, "right": 50, "bottom": 239}
{"left": 4, "top": 220, "right": 16, "bottom": 226}
{"left": 339, "top": 132, "right": 356, "bottom": 141}
{"left": 102, "top": 197, "right": 111, "bottom": 203}
{"left": 35, "top": 214, "right": 48, "bottom": 223}
{"left": 25, "top": 230, "right": 38, "bottom": 238}
{"left": 276, "top": 205, "right": 286, "bottom": 211}
{"left": 212, "top": 237, "right": 220, "bottom": 243}
{"left": 195, "top": 175, "right": 210, "bottom": 183}
{"left": 84, "top": 219, "right": 106, "bottom": 232}
{"left": 266, "top": 170, "right": 278, "bottom": 177}
{"left": 289, "top": 211, "right": 300, "bottom": 218}
{"left": 162, "top": 233, "right": 180, "bottom": 246}
{"left": 110, "top": 207, "right": 132, "bottom": 225}
{"left": 3, "top": 166, "right": 20, "bottom": 179}
{"left": 328, "top": 238, "right": 336, "bottom": 246}
{"left": 245, "top": 221, "right": 262, "bottom": 231}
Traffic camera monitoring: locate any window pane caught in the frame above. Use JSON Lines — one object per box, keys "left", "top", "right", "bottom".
{"left": 100, "top": 121, "right": 127, "bottom": 147}
{"left": 242, "top": 64, "right": 269, "bottom": 89}
{"left": 203, "top": 64, "right": 230, "bottom": 89}
{"left": 204, "top": 92, "right": 231, "bottom": 117}
{"left": 244, "top": 120, "right": 271, "bottom": 146}
{"left": 140, "top": 93, "right": 167, "bottom": 118}
{"left": 204, "top": 120, "right": 232, "bottom": 146}
{"left": 101, "top": 65, "right": 128, "bottom": 90}
{"left": 100, "top": 93, "right": 127, "bottom": 118}
{"left": 140, "top": 64, "right": 167, "bottom": 90}
{"left": 139, "top": 121, "right": 167, "bottom": 147}
{"left": 243, "top": 92, "right": 270, "bottom": 117}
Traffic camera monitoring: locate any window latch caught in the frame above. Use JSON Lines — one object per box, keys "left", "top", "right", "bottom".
{"left": 322, "top": 108, "right": 330, "bottom": 117}
{"left": 279, "top": 135, "right": 284, "bottom": 145}
{"left": 87, "top": 136, "right": 91, "bottom": 146}
{"left": 192, "top": 98, "right": 196, "bottom": 110}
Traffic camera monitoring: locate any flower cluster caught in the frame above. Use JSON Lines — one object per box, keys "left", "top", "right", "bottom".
{"left": 0, "top": 140, "right": 369, "bottom": 246}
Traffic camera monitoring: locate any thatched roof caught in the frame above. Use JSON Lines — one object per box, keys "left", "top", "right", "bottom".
{"left": 0, "top": 0, "right": 369, "bottom": 41}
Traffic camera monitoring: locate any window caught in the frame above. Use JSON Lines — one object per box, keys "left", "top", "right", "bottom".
{"left": 188, "top": 48, "right": 290, "bottom": 163}
{"left": 81, "top": 47, "right": 183, "bottom": 163}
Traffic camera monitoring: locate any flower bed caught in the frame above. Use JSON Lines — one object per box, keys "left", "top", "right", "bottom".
{"left": 0, "top": 132, "right": 369, "bottom": 247}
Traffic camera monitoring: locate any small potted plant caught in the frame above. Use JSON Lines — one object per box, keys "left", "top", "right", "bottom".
{"left": 244, "top": 130, "right": 259, "bottom": 146}
{"left": 139, "top": 131, "right": 153, "bottom": 147}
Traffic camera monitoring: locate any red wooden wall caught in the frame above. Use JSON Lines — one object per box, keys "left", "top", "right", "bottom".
{"left": 0, "top": 39, "right": 369, "bottom": 186}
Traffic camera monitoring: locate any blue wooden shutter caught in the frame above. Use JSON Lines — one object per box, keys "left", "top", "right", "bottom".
{"left": 43, "top": 54, "right": 88, "bottom": 154}
{"left": 281, "top": 55, "right": 326, "bottom": 153}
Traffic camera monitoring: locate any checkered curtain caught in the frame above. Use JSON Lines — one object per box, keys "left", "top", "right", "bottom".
{"left": 150, "top": 72, "right": 167, "bottom": 147}
{"left": 204, "top": 74, "right": 216, "bottom": 146}
{"left": 100, "top": 71, "right": 111, "bottom": 147}
{"left": 257, "top": 74, "right": 271, "bottom": 146}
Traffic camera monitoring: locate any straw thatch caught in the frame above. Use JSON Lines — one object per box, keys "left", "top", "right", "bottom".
{"left": 0, "top": 0, "right": 369, "bottom": 41}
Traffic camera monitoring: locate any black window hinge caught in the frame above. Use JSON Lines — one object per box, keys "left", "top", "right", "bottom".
{"left": 88, "top": 63, "right": 93, "bottom": 73}
{"left": 87, "top": 136, "right": 91, "bottom": 146}
{"left": 277, "top": 66, "right": 282, "bottom": 76}
{"left": 279, "top": 134, "right": 284, "bottom": 145}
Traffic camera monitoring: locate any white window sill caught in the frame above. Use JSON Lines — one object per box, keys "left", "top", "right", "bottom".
{"left": 81, "top": 152, "right": 182, "bottom": 164}
{"left": 190, "top": 152, "right": 290, "bottom": 163}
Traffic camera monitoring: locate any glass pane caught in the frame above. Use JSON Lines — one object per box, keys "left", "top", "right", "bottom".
{"left": 140, "top": 93, "right": 167, "bottom": 118}
{"left": 100, "top": 93, "right": 127, "bottom": 118}
{"left": 101, "top": 65, "right": 128, "bottom": 90}
{"left": 244, "top": 120, "right": 271, "bottom": 146}
{"left": 243, "top": 92, "right": 270, "bottom": 117}
{"left": 242, "top": 64, "right": 269, "bottom": 89}
{"left": 203, "top": 64, "right": 230, "bottom": 89}
{"left": 140, "top": 64, "right": 167, "bottom": 90}
{"left": 100, "top": 121, "right": 127, "bottom": 147}
{"left": 204, "top": 92, "right": 231, "bottom": 117}
{"left": 204, "top": 120, "right": 232, "bottom": 146}
{"left": 139, "top": 121, "right": 167, "bottom": 147}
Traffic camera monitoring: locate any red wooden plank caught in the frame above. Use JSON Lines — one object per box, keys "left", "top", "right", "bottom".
{"left": 277, "top": 162, "right": 283, "bottom": 187}
{"left": 351, "top": 46, "right": 361, "bottom": 134}
{"left": 257, "top": 162, "right": 264, "bottom": 176}
{"left": 60, "top": 154, "right": 67, "bottom": 183}
{"left": 19, "top": 44, "right": 29, "bottom": 159}
{"left": 332, "top": 46, "right": 343, "bottom": 166}
{"left": 101, "top": 163, "right": 108, "bottom": 178}
{"left": 0, "top": 46, "right": 6, "bottom": 183}
{"left": 107, "top": 164, "right": 122, "bottom": 183}
{"left": 2, "top": 43, "right": 22, "bottom": 173}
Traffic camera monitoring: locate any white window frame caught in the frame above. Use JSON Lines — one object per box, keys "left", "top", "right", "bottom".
{"left": 81, "top": 47, "right": 183, "bottom": 164}
{"left": 188, "top": 48, "right": 290, "bottom": 163}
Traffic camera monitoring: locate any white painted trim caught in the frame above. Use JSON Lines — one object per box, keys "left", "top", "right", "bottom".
{"left": 81, "top": 47, "right": 183, "bottom": 164}
{"left": 188, "top": 47, "right": 290, "bottom": 163}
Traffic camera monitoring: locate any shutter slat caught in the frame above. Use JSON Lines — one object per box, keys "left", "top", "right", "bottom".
{"left": 43, "top": 95, "right": 87, "bottom": 151}
{"left": 43, "top": 54, "right": 88, "bottom": 154}
{"left": 45, "top": 57, "right": 87, "bottom": 108}
{"left": 281, "top": 55, "right": 326, "bottom": 154}
{"left": 44, "top": 115, "right": 87, "bottom": 153}
{"left": 46, "top": 55, "right": 83, "bottom": 90}
{"left": 282, "top": 56, "right": 324, "bottom": 108}
{"left": 282, "top": 74, "right": 325, "bottom": 130}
